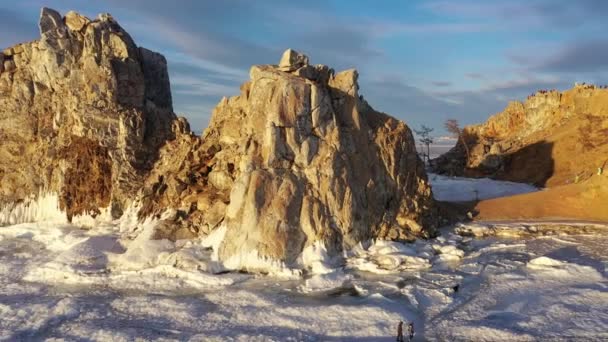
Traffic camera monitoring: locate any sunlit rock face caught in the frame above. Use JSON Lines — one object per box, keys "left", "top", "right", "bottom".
{"left": 432, "top": 85, "right": 608, "bottom": 187}
{"left": 143, "top": 49, "right": 438, "bottom": 267}
{"left": 0, "top": 8, "right": 178, "bottom": 219}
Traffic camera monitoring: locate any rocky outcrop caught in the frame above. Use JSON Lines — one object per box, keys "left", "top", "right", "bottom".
{"left": 142, "top": 49, "right": 437, "bottom": 267}
{"left": 432, "top": 85, "right": 608, "bottom": 187}
{"left": 0, "top": 8, "right": 178, "bottom": 219}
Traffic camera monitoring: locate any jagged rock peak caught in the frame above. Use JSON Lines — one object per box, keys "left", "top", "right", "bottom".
{"left": 142, "top": 49, "right": 438, "bottom": 270}
{"left": 39, "top": 7, "right": 65, "bottom": 34}
{"left": 278, "top": 48, "right": 309, "bottom": 71}
{"left": 270, "top": 48, "right": 333, "bottom": 84}
{"left": 64, "top": 10, "right": 90, "bottom": 31}
{"left": 0, "top": 8, "right": 180, "bottom": 220}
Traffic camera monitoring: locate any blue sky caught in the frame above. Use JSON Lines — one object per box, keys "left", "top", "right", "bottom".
{"left": 2, "top": 0, "right": 608, "bottom": 134}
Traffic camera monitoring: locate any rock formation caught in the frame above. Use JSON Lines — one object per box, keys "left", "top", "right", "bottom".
{"left": 432, "top": 85, "right": 608, "bottom": 187}
{"left": 0, "top": 7, "right": 438, "bottom": 269}
{"left": 0, "top": 8, "right": 178, "bottom": 219}
{"left": 141, "top": 49, "right": 437, "bottom": 267}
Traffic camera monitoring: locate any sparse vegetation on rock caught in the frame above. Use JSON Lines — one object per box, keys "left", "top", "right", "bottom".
{"left": 414, "top": 124, "right": 434, "bottom": 164}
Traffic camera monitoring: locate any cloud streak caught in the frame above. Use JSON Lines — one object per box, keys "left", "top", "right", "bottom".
{"left": 432, "top": 81, "right": 452, "bottom": 87}
{"left": 529, "top": 40, "right": 608, "bottom": 73}
{"left": 3, "top": 1, "right": 606, "bottom": 134}
{"left": 425, "top": 0, "right": 608, "bottom": 30}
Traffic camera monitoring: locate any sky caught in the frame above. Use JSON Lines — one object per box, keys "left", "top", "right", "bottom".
{"left": 2, "top": 0, "right": 608, "bottom": 134}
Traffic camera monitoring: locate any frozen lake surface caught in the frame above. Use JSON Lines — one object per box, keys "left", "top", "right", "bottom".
{"left": 0, "top": 179, "right": 606, "bottom": 341}
{"left": 429, "top": 173, "right": 539, "bottom": 202}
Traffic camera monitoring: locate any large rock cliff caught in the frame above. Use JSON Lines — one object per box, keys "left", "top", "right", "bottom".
{"left": 432, "top": 85, "right": 608, "bottom": 187}
{"left": 141, "top": 49, "right": 437, "bottom": 268}
{"left": 0, "top": 8, "right": 177, "bottom": 219}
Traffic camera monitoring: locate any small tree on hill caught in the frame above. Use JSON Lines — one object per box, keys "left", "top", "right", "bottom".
{"left": 445, "top": 119, "right": 470, "bottom": 162}
{"left": 414, "top": 125, "right": 434, "bottom": 164}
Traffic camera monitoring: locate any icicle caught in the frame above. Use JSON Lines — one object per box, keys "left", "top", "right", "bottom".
{"left": 0, "top": 192, "right": 67, "bottom": 226}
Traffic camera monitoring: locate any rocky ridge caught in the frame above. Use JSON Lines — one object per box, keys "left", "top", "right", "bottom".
{"left": 432, "top": 85, "right": 608, "bottom": 187}
{"left": 0, "top": 8, "right": 178, "bottom": 219}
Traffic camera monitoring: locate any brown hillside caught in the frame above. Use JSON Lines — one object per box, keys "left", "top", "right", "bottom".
{"left": 432, "top": 85, "right": 608, "bottom": 188}
{"left": 474, "top": 174, "right": 608, "bottom": 222}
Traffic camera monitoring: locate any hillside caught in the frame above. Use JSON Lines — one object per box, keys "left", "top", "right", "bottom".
{"left": 431, "top": 84, "right": 608, "bottom": 222}
{"left": 474, "top": 175, "right": 608, "bottom": 222}
{"left": 432, "top": 85, "right": 608, "bottom": 188}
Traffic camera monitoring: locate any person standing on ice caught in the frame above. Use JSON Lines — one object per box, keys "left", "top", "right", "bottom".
{"left": 396, "top": 321, "right": 404, "bottom": 342}
{"left": 406, "top": 322, "right": 415, "bottom": 341}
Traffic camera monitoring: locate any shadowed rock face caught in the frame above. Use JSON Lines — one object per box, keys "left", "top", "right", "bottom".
{"left": 432, "top": 85, "right": 608, "bottom": 187}
{"left": 0, "top": 8, "right": 178, "bottom": 218}
{"left": 142, "top": 50, "right": 437, "bottom": 267}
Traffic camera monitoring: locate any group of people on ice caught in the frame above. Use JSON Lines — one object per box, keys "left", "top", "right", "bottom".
{"left": 396, "top": 321, "right": 415, "bottom": 342}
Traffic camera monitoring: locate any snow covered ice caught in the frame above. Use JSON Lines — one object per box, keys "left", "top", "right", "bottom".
{"left": 429, "top": 172, "right": 538, "bottom": 202}
{"left": 1, "top": 178, "right": 607, "bottom": 341}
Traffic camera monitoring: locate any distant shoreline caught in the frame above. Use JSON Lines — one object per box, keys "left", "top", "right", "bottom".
{"left": 417, "top": 144, "right": 454, "bottom": 159}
